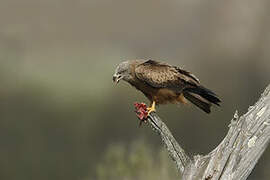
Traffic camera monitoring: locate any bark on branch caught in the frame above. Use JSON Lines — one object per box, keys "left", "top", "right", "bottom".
{"left": 146, "top": 84, "right": 270, "bottom": 180}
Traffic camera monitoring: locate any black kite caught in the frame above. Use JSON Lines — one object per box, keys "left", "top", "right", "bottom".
{"left": 113, "top": 59, "right": 221, "bottom": 115}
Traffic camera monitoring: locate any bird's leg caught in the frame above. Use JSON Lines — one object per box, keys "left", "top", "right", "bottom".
{"left": 134, "top": 101, "right": 156, "bottom": 126}
{"left": 147, "top": 101, "right": 156, "bottom": 115}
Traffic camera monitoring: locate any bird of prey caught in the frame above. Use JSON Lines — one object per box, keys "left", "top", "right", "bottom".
{"left": 113, "top": 59, "right": 221, "bottom": 116}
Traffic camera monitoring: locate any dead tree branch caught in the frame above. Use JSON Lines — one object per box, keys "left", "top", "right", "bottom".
{"left": 146, "top": 84, "right": 270, "bottom": 180}
{"left": 147, "top": 112, "right": 191, "bottom": 173}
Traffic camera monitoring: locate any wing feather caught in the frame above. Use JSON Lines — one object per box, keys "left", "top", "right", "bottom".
{"left": 135, "top": 60, "right": 199, "bottom": 91}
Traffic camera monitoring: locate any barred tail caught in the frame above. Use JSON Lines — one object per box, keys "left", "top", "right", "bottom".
{"left": 183, "top": 86, "right": 221, "bottom": 113}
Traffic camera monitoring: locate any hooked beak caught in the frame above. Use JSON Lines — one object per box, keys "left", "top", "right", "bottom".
{"left": 112, "top": 74, "right": 122, "bottom": 84}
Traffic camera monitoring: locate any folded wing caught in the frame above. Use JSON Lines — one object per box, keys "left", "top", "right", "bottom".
{"left": 135, "top": 60, "right": 199, "bottom": 91}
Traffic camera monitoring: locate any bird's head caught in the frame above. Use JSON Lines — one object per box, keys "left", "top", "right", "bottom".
{"left": 113, "top": 61, "right": 133, "bottom": 84}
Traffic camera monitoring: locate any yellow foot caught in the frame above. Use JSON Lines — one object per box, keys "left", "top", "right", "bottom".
{"left": 147, "top": 101, "right": 156, "bottom": 115}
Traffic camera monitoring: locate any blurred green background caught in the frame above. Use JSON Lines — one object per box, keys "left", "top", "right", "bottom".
{"left": 0, "top": 0, "right": 269, "bottom": 180}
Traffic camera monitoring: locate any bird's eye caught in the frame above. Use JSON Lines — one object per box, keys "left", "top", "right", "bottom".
{"left": 119, "top": 69, "right": 126, "bottom": 74}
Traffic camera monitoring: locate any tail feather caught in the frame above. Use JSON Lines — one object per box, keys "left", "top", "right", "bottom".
{"left": 183, "top": 86, "right": 221, "bottom": 113}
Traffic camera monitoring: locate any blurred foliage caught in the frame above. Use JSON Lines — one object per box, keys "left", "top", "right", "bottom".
{"left": 92, "top": 141, "right": 179, "bottom": 180}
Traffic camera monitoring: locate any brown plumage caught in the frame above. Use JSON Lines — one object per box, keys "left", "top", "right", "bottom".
{"left": 113, "top": 59, "right": 221, "bottom": 114}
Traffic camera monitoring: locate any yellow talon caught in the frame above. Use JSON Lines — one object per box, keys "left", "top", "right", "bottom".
{"left": 147, "top": 101, "right": 156, "bottom": 115}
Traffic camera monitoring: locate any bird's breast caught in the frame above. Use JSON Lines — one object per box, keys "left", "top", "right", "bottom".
{"left": 154, "top": 88, "right": 180, "bottom": 104}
